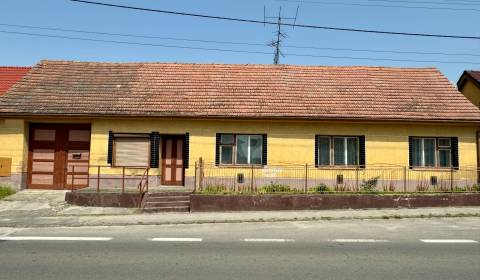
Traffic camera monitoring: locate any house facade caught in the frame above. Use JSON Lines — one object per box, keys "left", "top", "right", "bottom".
{"left": 457, "top": 70, "right": 480, "bottom": 108}
{"left": 0, "top": 60, "right": 479, "bottom": 191}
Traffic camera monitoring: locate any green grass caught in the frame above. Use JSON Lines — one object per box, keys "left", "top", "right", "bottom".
{"left": 0, "top": 185, "right": 16, "bottom": 199}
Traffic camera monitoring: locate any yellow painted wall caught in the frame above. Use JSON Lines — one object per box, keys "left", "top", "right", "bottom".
{"left": 461, "top": 81, "right": 480, "bottom": 108}
{"left": 0, "top": 118, "right": 478, "bottom": 183}
{"left": 89, "top": 118, "right": 479, "bottom": 178}
{"left": 0, "top": 119, "right": 27, "bottom": 173}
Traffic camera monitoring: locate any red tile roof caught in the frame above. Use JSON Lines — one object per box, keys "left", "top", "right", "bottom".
{"left": 467, "top": 71, "right": 480, "bottom": 82}
{"left": 0, "top": 60, "right": 479, "bottom": 122}
{"left": 0, "top": 67, "right": 31, "bottom": 96}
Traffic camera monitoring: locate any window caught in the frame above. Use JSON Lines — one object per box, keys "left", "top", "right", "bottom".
{"left": 218, "top": 134, "right": 263, "bottom": 165}
{"left": 113, "top": 134, "right": 150, "bottom": 167}
{"left": 317, "top": 136, "right": 359, "bottom": 167}
{"left": 410, "top": 137, "right": 452, "bottom": 168}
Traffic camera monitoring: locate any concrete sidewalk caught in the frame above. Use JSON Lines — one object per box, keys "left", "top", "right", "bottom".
{"left": 1, "top": 190, "right": 479, "bottom": 228}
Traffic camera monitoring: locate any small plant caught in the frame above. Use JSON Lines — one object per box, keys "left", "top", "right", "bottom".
{"left": 383, "top": 182, "right": 397, "bottom": 192}
{"left": 203, "top": 185, "right": 229, "bottom": 194}
{"left": 334, "top": 184, "right": 347, "bottom": 192}
{"left": 360, "top": 176, "right": 380, "bottom": 193}
{"left": 453, "top": 186, "right": 466, "bottom": 193}
{"left": 310, "top": 184, "right": 333, "bottom": 194}
{"left": 416, "top": 180, "right": 429, "bottom": 192}
{"left": 471, "top": 185, "right": 480, "bottom": 192}
{"left": 0, "top": 185, "right": 16, "bottom": 199}
{"left": 260, "top": 182, "right": 292, "bottom": 193}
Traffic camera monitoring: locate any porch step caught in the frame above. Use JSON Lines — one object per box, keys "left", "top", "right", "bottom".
{"left": 141, "top": 192, "right": 192, "bottom": 213}
{"left": 142, "top": 206, "right": 190, "bottom": 213}
{"left": 144, "top": 201, "right": 190, "bottom": 208}
{"left": 146, "top": 196, "right": 189, "bottom": 203}
{"left": 148, "top": 192, "right": 192, "bottom": 196}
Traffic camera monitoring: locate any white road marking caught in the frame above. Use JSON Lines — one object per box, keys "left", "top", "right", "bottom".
{"left": 420, "top": 239, "right": 478, "bottom": 243}
{"left": 0, "top": 229, "right": 18, "bottom": 237}
{"left": 330, "top": 239, "right": 390, "bottom": 243}
{"left": 151, "top": 238, "right": 203, "bottom": 242}
{"left": 0, "top": 236, "right": 112, "bottom": 241}
{"left": 243, "top": 238, "right": 295, "bottom": 242}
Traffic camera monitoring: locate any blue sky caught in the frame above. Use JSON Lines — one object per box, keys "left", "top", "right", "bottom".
{"left": 0, "top": 0, "right": 479, "bottom": 82}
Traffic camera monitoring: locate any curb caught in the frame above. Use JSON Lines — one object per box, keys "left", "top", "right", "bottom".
{"left": 0, "top": 212, "right": 479, "bottom": 228}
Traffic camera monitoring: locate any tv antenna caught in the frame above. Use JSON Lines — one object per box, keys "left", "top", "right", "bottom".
{"left": 264, "top": 5, "right": 299, "bottom": 65}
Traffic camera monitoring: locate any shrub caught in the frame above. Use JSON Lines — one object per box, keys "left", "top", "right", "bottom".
{"left": 360, "top": 176, "right": 380, "bottom": 193}
{"left": 260, "top": 182, "right": 292, "bottom": 193}
{"left": 453, "top": 187, "right": 466, "bottom": 193}
{"left": 310, "top": 184, "right": 333, "bottom": 194}
{"left": 0, "top": 185, "right": 16, "bottom": 199}
{"left": 471, "top": 185, "right": 480, "bottom": 192}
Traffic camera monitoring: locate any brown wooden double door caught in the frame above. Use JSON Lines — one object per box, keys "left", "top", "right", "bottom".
{"left": 28, "top": 124, "right": 91, "bottom": 189}
{"left": 161, "top": 135, "right": 185, "bottom": 186}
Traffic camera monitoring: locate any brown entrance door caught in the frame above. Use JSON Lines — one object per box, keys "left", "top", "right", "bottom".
{"left": 28, "top": 124, "right": 91, "bottom": 190}
{"left": 161, "top": 135, "right": 184, "bottom": 186}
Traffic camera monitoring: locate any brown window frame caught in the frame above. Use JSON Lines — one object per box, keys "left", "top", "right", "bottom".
{"left": 317, "top": 135, "right": 361, "bottom": 168}
{"left": 218, "top": 133, "right": 264, "bottom": 166}
{"left": 410, "top": 137, "right": 452, "bottom": 169}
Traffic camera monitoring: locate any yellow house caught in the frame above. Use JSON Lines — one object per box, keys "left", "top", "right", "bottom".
{"left": 457, "top": 70, "right": 480, "bottom": 109}
{"left": 0, "top": 60, "right": 479, "bottom": 192}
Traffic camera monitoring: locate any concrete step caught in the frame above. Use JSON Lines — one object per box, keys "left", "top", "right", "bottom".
{"left": 142, "top": 206, "right": 190, "bottom": 213}
{"left": 148, "top": 192, "right": 192, "bottom": 197}
{"left": 144, "top": 201, "right": 190, "bottom": 207}
{"left": 146, "top": 196, "right": 190, "bottom": 202}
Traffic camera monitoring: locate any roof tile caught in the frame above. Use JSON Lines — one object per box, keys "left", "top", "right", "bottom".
{"left": 0, "top": 66, "right": 31, "bottom": 96}
{"left": 0, "top": 60, "right": 479, "bottom": 122}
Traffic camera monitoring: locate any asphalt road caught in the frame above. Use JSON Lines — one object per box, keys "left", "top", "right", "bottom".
{"left": 0, "top": 217, "right": 479, "bottom": 280}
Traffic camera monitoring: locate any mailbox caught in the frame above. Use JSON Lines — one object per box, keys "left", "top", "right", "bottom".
{"left": 0, "top": 158, "right": 12, "bottom": 177}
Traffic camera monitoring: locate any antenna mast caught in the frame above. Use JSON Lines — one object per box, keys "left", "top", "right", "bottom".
{"left": 265, "top": 5, "right": 299, "bottom": 65}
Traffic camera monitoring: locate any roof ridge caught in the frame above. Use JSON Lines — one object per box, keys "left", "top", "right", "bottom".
{"left": 37, "top": 59, "right": 439, "bottom": 71}
{"left": 0, "top": 66, "right": 32, "bottom": 69}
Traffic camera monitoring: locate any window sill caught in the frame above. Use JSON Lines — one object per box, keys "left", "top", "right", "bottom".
{"left": 217, "top": 164, "right": 264, "bottom": 169}
{"left": 316, "top": 166, "right": 364, "bottom": 170}
{"left": 409, "top": 167, "right": 457, "bottom": 171}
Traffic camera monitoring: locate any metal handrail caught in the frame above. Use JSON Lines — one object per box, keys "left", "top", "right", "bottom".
{"left": 137, "top": 167, "right": 149, "bottom": 195}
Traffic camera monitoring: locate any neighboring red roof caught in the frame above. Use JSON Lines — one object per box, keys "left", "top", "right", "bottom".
{"left": 468, "top": 71, "right": 480, "bottom": 82}
{"left": 0, "top": 67, "right": 31, "bottom": 96}
{"left": 0, "top": 60, "right": 479, "bottom": 122}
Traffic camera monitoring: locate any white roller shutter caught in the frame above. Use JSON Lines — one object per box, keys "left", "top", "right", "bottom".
{"left": 114, "top": 137, "right": 150, "bottom": 167}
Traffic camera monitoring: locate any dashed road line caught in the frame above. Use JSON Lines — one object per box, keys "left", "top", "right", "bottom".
{"left": 329, "top": 239, "right": 390, "bottom": 243}
{"left": 0, "top": 236, "right": 112, "bottom": 241}
{"left": 420, "top": 239, "right": 478, "bottom": 243}
{"left": 243, "top": 238, "right": 295, "bottom": 242}
{"left": 150, "top": 237, "right": 203, "bottom": 242}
